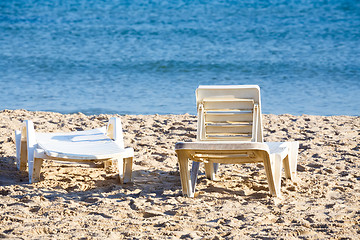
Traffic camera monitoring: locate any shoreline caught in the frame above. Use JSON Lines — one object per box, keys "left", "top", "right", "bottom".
{"left": 2, "top": 108, "right": 359, "bottom": 117}
{"left": 0, "top": 109, "right": 359, "bottom": 239}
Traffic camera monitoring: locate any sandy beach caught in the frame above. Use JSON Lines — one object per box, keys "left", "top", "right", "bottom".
{"left": 0, "top": 109, "right": 359, "bottom": 239}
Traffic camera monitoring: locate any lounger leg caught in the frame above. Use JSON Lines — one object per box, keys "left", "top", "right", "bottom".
{"left": 264, "top": 153, "right": 282, "bottom": 197}
{"left": 123, "top": 157, "right": 133, "bottom": 183}
{"left": 191, "top": 161, "right": 200, "bottom": 193}
{"left": 273, "top": 153, "right": 283, "bottom": 196}
{"left": 213, "top": 163, "right": 219, "bottom": 174}
{"left": 117, "top": 158, "right": 125, "bottom": 184}
{"left": 283, "top": 142, "right": 298, "bottom": 181}
{"left": 29, "top": 157, "right": 43, "bottom": 183}
{"left": 177, "top": 151, "right": 194, "bottom": 197}
{"left": 289, "top": 142, "right": 299, "bottom": 180}
{"left": 27, "top": 149, "right": 43, "bottom": 183}
{"left": 205, "top": 162, "right": 217, "bottom": 180}
{"left": 283, "top": 155, "right": 291, "bottom": 179}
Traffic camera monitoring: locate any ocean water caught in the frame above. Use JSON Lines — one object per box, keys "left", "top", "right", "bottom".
{"left": 0, "top": 0, "right": 359, "bottom": 116}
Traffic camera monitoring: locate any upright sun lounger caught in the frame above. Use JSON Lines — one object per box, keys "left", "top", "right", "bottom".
{"left": 175, "top": 85, "right": 299, "bottom": 197}
{"left": 15, "top": 117, "right": 134, "bottom": 184}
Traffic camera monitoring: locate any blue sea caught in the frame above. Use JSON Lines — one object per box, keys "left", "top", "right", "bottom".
{"left": 0, "top": 0, "right": 359, "bottom": 116}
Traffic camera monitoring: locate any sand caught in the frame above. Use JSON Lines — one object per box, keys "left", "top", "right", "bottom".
{"left": 0, "top": 109, "right": 359, "bottom": 239}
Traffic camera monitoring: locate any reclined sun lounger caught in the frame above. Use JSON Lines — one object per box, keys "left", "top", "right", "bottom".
{"left": 175, "top": 85, "right": 299, "bottom": 197}
{"left": 15, "top": 117, "right": 134, "bottom": 184}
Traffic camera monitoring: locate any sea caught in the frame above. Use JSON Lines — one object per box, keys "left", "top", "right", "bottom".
{"left": 0, "top": 0, "right": 359, "bottom": 116}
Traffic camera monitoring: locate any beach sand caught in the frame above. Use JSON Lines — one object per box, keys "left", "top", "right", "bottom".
{"left": 0, "top": 109, "right": 359, "bottom": 239}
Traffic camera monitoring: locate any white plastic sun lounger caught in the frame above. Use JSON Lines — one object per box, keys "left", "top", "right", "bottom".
{"left": 175, "top": 85, "right": 299, "bottom": 197}
{"left": 15, "top": 117, "right": 134, "bottom": 184}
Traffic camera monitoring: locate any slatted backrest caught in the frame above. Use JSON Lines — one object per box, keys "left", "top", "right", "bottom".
{"left": 196, "top": 85, "right": 263, "bottom": 142}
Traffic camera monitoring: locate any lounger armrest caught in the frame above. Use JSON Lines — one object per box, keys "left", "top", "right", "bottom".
{"left": 107, "top": 117, "right": 125, "bottom": 148}
{"left": 15, "top": 130, "right": 22, "bottom": 169}
{"left": 121, "top": 147, "right": 135, "bottom": 158}
{"left": 22, "top": 119, "right": 38, "bottom": 152}
{"left": 18, "top": 120, "right": 38, "bottom": 179}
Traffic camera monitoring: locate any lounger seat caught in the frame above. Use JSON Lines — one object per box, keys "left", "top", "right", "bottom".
{"left": 35, "top": 128, "right": 133, "bottom": 160}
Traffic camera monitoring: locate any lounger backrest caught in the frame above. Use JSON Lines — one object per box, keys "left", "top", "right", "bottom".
{"left": 196, "top": 85, "right": 263, "bottom": 142}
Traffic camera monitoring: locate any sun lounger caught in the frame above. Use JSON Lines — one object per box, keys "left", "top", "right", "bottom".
{"left": 175, "top": 85, "right": 299, "bottom": 197}
{"left": 15, "top": 117, "right": 134, "bottom": 184}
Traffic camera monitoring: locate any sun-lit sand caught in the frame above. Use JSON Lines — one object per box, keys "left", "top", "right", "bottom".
{"left": 0, "top": 109, "right": 359, "bottom": 239}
